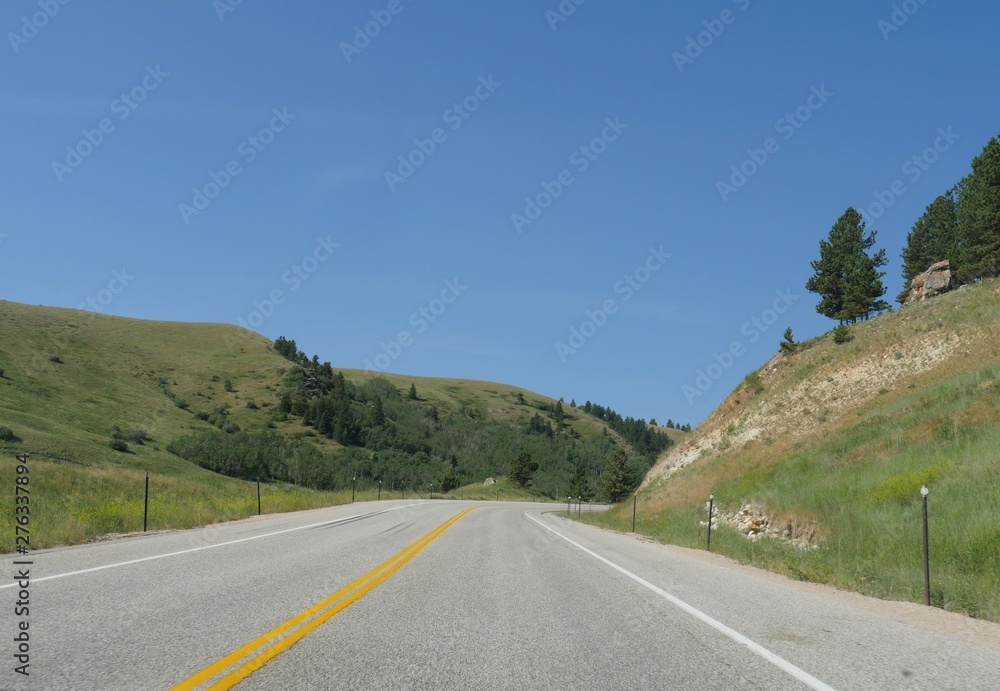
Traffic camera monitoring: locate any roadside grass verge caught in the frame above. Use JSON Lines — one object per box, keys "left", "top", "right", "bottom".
{"left": 579, "top": 365, "right": 1000, "bottom": 622}
{"left": 0, "top": 457, "right": 351, "bottom": 550}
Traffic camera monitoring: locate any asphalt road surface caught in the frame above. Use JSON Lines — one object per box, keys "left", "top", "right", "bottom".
{"left": 3, "top": 500, "right": 999, "bottom": 690}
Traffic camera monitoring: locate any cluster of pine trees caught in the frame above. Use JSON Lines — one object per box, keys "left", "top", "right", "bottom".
{"left": 169, "top": 337, "right": 676, "bottom": 500}
{"left": 899, "top": 135, "right": 1000, "bottom": 295}
{"left": 807, "top": 134, "right": 1000, "bottom": 324}
{"left": 577, "top": 400, "right": 672, "bottom": 456}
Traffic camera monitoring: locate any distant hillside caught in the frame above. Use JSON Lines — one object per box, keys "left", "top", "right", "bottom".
{"left": 591, "top": 280, "right": 1000, "bottom": 622}
{"left": 0, "top": 300, "right": 670, "bottom": 547}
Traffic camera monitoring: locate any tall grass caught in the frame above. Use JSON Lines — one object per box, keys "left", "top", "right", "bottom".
{"left": 0, "top": 458, "right": 351, "bottom": 550}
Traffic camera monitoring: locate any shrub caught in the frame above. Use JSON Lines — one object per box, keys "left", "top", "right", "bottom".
{"left": 125, "top": 426, "right": 149, "bottom": 444}
{"left": 109, "top": 438, "right": 129, "bottom": 452}
{"left": 224, "top": 379, "right": 234, "bottom": 392}
{"left": 0, "top": 368, "right": 5, "bottom": 378}
{"left": 246, "top": 399, "right": 258, "bottom": 410}
{"left": 49, "top": 354, "right": 63, "bottom": 363}
{"left": 0, "top": 426, "right": 19, "bottom": 442}
{"left": 743, "top": 371, "right": 764, "bottom": 395}
{"left": 832, "top": 324, "right": 854, "bottom": 344}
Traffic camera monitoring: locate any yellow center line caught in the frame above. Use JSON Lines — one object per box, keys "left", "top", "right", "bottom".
{"left": 171, "top": 508, "right": 475, "bottom": 691}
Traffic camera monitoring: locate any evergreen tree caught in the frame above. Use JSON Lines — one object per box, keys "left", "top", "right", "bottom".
{"left": 601, "top": 449, "right": 635, "bottom": 503}
{"left": 568, "top": 462, "right": 590, "bottom": 500}
{"left": 779, "top": 327, "right": 797, "bottom": 354}
{"left": 900, "top": 188, "right": 960, "bottom": 296}
{"left": 408, "top": 383, "right": 418, "bottom": 400}
{"left": 508, "top": 451, "right": 538, "bottom": 488}
{"left": 806, "top": 208, "right": 887, "bottom": 323}
{"left": 666, "top": 419, "right": 674, "bottom": 429}
{"left": 554, "top": 400, "right": 565, "bottom": 428}
{"left": 957, "top": 136, "right": 1000, "bottom": 282}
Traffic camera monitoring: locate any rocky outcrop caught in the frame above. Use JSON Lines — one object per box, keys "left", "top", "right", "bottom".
{"left": 702, "top": 502, "right": 822, "bottom": 549}
{"left": 902, "top": 260, "right": 952, "bottom": 307}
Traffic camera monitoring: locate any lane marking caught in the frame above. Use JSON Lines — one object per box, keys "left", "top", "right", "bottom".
{"left": 172, "top": 507, "right": 474, "bottom": 691}
{"left": 526, "top": 513, "right": 837, "bottom": 691}
{"left": 0, "top": 505, "right": 420, "bottom": 589}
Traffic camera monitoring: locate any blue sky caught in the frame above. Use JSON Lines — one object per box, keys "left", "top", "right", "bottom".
{"left": 2, "top": 0, "right": 998, "bottom": 426}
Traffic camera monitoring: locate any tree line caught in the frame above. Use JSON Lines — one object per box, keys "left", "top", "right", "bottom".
{"left": 807, "top": 134, "right": 1000, "bottom": 324}
{"left": 168, "top": 337, "right": 680, "bottom": 501}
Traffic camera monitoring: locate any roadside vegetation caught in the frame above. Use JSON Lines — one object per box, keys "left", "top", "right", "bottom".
{"left": 580, "top": 279, "right": 1000, "bottom": 622}
{"left": 0, "top": 301, "right": 672, "bottom": 550}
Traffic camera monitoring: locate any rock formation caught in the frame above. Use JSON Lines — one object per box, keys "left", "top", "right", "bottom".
{"left": 902, "top": 260, "right": 952, "bottom": 307}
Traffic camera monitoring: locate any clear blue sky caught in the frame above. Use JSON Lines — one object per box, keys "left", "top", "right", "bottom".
{"left": 2, "top": 0, "right": 998, "bottom": 426}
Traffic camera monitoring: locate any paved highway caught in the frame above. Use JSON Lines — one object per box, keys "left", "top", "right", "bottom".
{"left": 3, "top": 500, "right": 999, "bottom": 690}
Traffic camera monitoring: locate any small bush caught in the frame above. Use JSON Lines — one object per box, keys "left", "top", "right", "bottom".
{"left": 49, "top": 354, "right": 63, "bottom": 364}
{"left": 224, "top": 379, "right": 234, "bottom": 392}
{"left": 109, "top": 438, "right": 129, "bottom": 452}
{"left": 832, "top": 324, "right": 853, "bottom": 344}
{"left": 194, "top": 411, "right": 210, "bottom": 421}
{"left": 246, "top": 399, "right": 258, "bottom": 410}
{"left": 125, "top": 426, "right": 149, "bottom": 444}
{"left": 0, "top": 426, "right": 19, "bottom": 442}
{"left": 869, "top": 466, "right": 943, "bottom": 505}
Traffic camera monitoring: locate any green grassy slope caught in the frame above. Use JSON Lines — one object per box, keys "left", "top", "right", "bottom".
{"left": 583, "top": 280, "right": 1000, "bottom": 621}
{"left": 0, "top": 300, "right": 626, "bottom": 548}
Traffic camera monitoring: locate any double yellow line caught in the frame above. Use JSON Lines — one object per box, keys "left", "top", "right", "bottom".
{"left": 172, "top": 508, "right": 474, "bottom": 690}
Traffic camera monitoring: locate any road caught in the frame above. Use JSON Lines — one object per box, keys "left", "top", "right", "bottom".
{"left": 2, "top": 500, "right": 999, "bottom": 690}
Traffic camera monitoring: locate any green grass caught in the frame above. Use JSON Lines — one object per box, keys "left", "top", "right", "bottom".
{"left": 0, "top": 300, "right": 581, "bottom": 550}
{"left": 0, "top": 455, "right": 351, "bottom": 550}
{"left": 579, "top": 281, "right": 1000, "bottom": 622}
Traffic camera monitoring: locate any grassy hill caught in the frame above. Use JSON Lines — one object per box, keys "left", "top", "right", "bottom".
{"left": 0, "top": 300, "right": 660, "bottom": 549}
{"left": 583, "top": 279, "right": 1000, "bottom": 621}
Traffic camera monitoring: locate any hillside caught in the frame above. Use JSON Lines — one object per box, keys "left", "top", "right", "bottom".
{"left": 0, "top": 300, "right": 665, "bottom": 547}
{"left": 589, "top": 280, "right": 1000, "bottom": 621}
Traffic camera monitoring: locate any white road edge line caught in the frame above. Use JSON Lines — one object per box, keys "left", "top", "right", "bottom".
{"left": 0, "top": 505, "right": 419, "bottom": 589}
{"left": 526, "top": 513, "right": 837, "bottom": 691}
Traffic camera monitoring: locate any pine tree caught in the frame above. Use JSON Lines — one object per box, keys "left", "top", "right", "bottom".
{"left": 601, "top": 449, "right": 635, "bottom": 503}
{"left": 408, "top": 383, "right": 418, "bottom": 400}
{"left": 568, "top": 462, "right": 590, "bottom": 500}
{"left": 508, "top": 451, "right": 538, "bottom": 488}
{"left": 554, "top": 400, "right": 565, "bottom": 428}
{"left": 806, "top": 208, "right": 887, "bottom": 323}
{"left": 957, "top": 136, "right": 1000, "bottom": 282}
{"left": 779, "top": 327, "right": 797, "bottom": 354}
{"left": 900, "top": 188, "right": 960, "bottom": 295}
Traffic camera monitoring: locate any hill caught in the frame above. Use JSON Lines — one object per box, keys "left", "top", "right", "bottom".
{"left": 586, "top": 280, "right": 1000, "bottom": 622}
{"left": 0, "top": 300, "right": 667, "bottom": 548}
